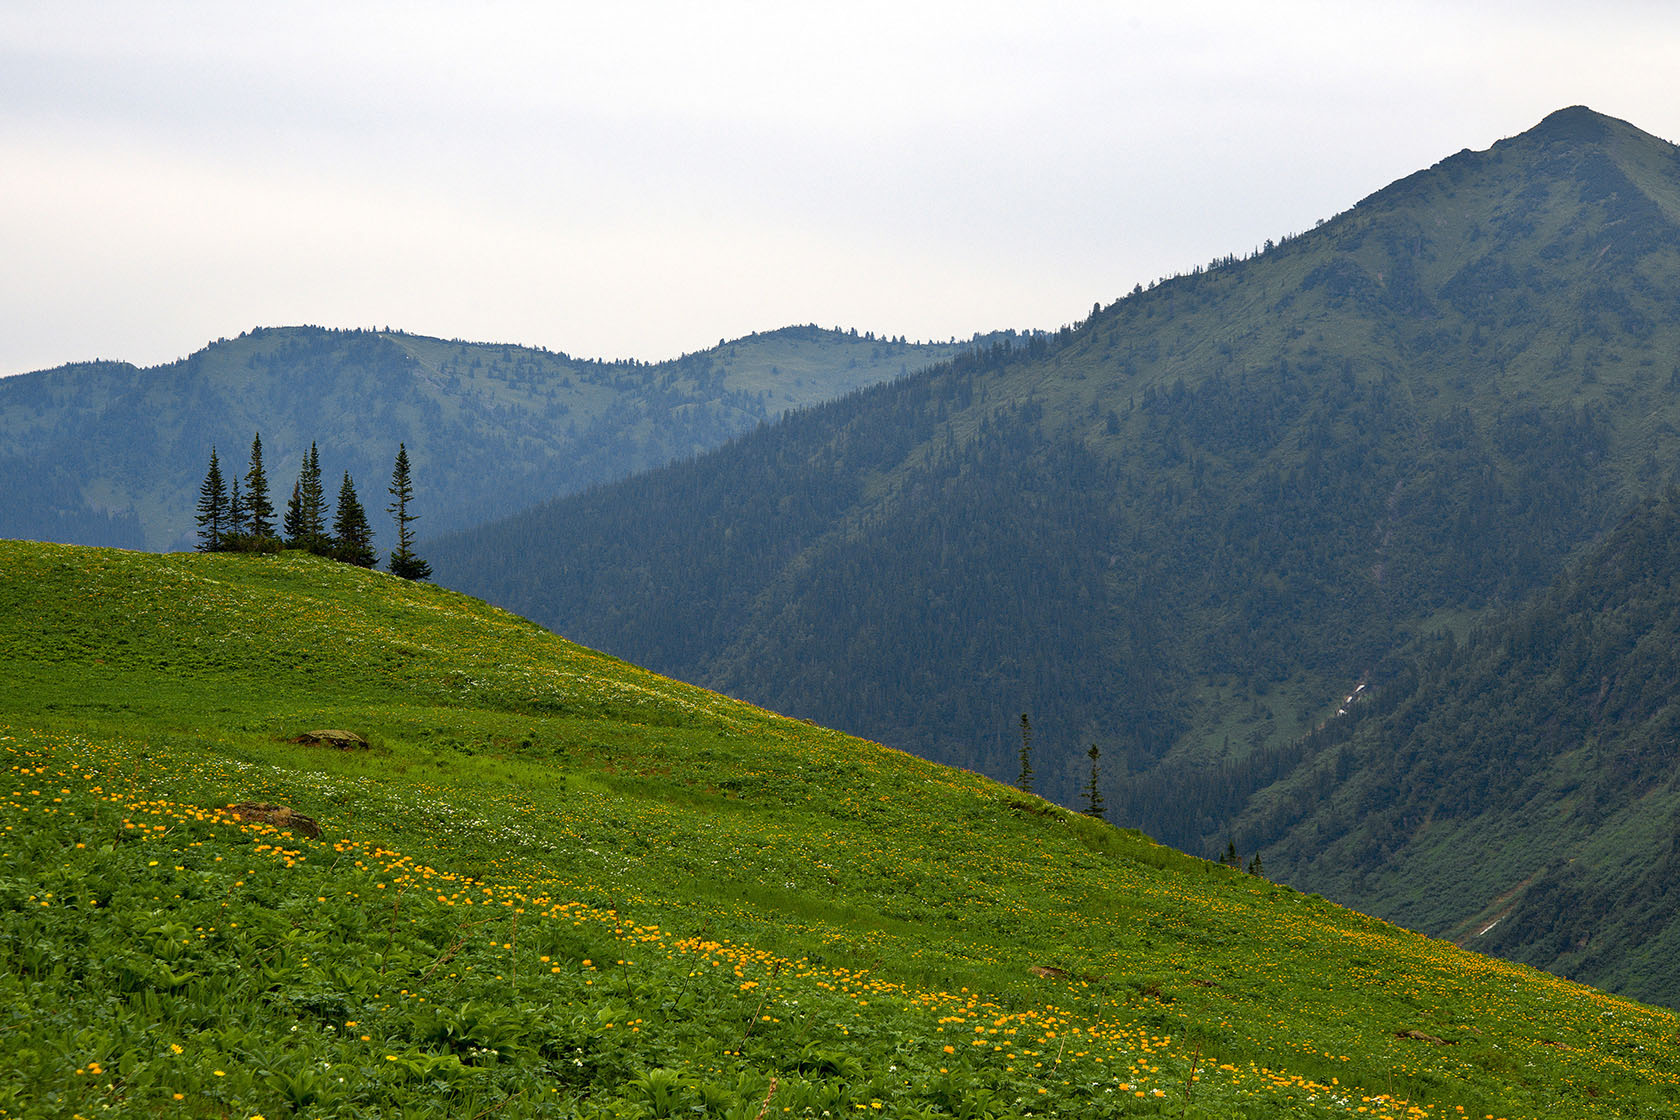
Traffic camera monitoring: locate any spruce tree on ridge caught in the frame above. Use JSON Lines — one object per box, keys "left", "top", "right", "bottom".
{"left": 332, "top": 471, "right": 378, "bottom": 568}
{"left": 1016, "top": 712, "right": 1034, "bottom": 794}
{"left": 283, "top": 479, "right": 305, "bottom": 544}
{"left": 1082, "top": 744, "right": 1105, "bottom": 819}
{"left": 195, "top": 447, "right": 229, "bottom": 552}
{"left": 387, "top": 443, "right": 431, "bottom": 581}
{"left": 228, "top": 473, "right": 246, "bottom": 542}
{"left": 243, "top": 432, "right": 276, "bottom": 542}
{"left": 300, "top": 443, "right": 328, "bottom": 553}
{"left": 287, "top": 443, "right": 329, "bottom": 553}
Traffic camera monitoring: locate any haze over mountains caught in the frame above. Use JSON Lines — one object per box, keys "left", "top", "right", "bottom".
{"left": 10, "top": 105, "right": 1680, "bottom": 1007}
{"left": 0, "top": 324, "right": 978, "bottom": 552}
{"left": 427, "top": 107, "right": 1680, "bottom": 1003}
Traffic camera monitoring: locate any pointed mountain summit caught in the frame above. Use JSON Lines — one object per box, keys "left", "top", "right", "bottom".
{"left": 431, "top": 108, "right": 1680, "bottom": 1003}
{"left": 1342, "top": 103, "right": 1680, "bottom": 288}
{"left": 1530, "top": 103, "right": 1617, "bottom": 141}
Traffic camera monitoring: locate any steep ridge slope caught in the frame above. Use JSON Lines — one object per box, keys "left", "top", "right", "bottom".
{"left": 1234, "top": 490, "right": 1680, "bottom": 1006}
{"left": 4, "top": 538, "right": 1679, "bottom": 1117}
{"left": 431, "top": 106, "right": 1680, "bottom": 837}
{"left": 0, "top": 324, "right": 976, "bottom": 551}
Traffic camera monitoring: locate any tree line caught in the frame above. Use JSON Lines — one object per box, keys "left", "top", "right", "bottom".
{"left": 194, "top": 433, "right": 431, "bottom": 580}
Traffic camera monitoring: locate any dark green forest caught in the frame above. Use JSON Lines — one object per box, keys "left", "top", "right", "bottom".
{"left": 432, "top": 329, "right": 1624, "bottom": 816}
{"left": 1234, "top": 491, "right": 1680, "bottom": 1006}
{"left": 428, "top": 107, "right": 1680, "bottom": 1003}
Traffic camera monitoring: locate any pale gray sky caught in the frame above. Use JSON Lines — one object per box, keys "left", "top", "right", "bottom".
{"left": 4, "top": 1, "right": 1678, "bottom": 375}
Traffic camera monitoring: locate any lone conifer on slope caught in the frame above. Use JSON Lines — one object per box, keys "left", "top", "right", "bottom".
{"left": 387, "top": 443, "right": 431, "bottom": 581}
{"left": 1083, "top": 744, "right": 1105, "bottom": 819}
{"left": 1016, "top": 712, "right": 1034, "bottom": 794}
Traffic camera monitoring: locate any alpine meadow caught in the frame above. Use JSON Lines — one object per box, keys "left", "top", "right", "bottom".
{"left": 5, "top": 541, "right": 1679, "bottom": 1119}
{"left": 10, "top": 102, "right": 1680, "bottom": 1119}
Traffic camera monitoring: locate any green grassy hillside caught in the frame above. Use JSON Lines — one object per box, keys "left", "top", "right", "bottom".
{"left": 0, "top": 324, "right": 979, "bottom": 552}
{"left": 3, "top": 540, "right": 1677, "bottom": 1118}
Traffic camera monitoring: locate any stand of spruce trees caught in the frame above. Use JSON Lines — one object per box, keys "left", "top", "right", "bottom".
{"left": 195, "top": 434, "right": 430, "bottom": 580}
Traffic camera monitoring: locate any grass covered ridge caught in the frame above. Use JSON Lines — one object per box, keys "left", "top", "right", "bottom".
{"left": 2, "top": 541, "right": 1676, "bottom": 1118}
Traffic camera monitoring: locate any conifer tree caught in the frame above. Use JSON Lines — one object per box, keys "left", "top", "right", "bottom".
{"left": 243, "top": 432, "right": 276, "bottom": 541}
{"left": 227, "top": 473, "right": 246, "bottom": 542}
{"left": 283, "top": 479, "right": 305, "bottom": 544}
{"left": 286, "top": 443, "right": 329, "bottom": 553}
{"left": 300, "top": 442, "right": 328, "bottom": 553}
{"left": 387, "top": 443, "right": 431, "bottom": 580}
{"left": 1082, "top": 743, "right": 1105, "bottom": 819}
{"left": 195, "top": 447, "right": 229, "bottom": 551}
{"left": 332, "top": 471, "right": 378, "bottom": 568}
{"left": 1015, "top": 712, "right": 1034, "bottom": 794}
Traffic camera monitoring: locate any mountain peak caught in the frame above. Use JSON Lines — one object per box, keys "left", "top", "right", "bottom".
{"left": 1517, "top": 104, "right": 1678, "bottom": 154}
{"left": 1527, "top": 104, "right": 1615, "bottom": 145}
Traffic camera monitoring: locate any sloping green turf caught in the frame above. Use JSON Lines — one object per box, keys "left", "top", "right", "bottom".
{"left": 2, "top": 541, "right": 1674, "bottom": 1118}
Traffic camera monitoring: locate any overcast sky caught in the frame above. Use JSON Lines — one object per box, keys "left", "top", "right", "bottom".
{"left": 3, "top": 1, "right": 1679, "bottom": 376}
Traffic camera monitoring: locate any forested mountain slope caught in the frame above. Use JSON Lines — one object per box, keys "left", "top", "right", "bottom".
{"left": 429, "top": 105, "right": 1680, "bottom": 986}
{"left": 0, "top": 324, "right": 975, "bottom": 551}
{"left": 1234, "top": 490, "right": 1680, "bottom": 1006}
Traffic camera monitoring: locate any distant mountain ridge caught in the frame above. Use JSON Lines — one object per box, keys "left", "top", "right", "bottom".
{"left": 427, "top": 106, "right": 1680, "bottom": 1002}
{"left": 0, "top": 324, "right": 983, "bottom": 552}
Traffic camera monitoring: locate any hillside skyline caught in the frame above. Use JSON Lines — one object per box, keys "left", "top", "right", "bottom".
{"left": 6, "top": 2, "right": 1680, "bottom": 376}
{"left": 0, "top": 323, "right": 981, "bottom": 551}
